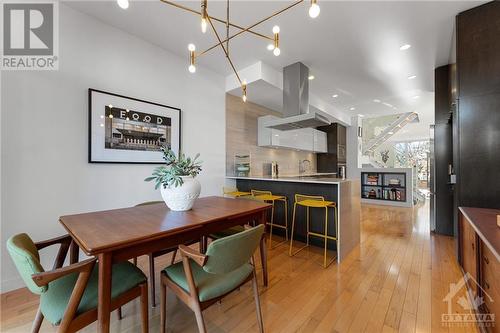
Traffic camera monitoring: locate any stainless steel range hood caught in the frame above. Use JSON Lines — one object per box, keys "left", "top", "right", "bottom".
{"left": 265, "top": 62, "right": 332, "bottom": 130}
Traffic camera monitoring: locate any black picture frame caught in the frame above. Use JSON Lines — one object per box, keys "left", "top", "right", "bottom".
{"left": 88, "top": 88, "right": 181, "bottom": 164}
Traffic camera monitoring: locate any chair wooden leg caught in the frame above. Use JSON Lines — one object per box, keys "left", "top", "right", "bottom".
{"left": 160, "top": 278, "right": 167, "bottom": 333}
{"left": 117, "top": 307, "right": 123, "bottom": 320}
{"left": 170, "top": 249, "right": 177, "bottom": 265}
{"left": 140, "top": 283, "right": 149, "bottom": 333}
{"left": 251, "top": 258, "right": 264, "bottom": 333}
{"left": 133, "top": 257, "right": 137, "bottom": 266}
{"left": 31, "top": 305, "right": 44, "bottom": 333}
{"left": 148, "top": 254, "right": 156, "bottom": 307}
{"left": 192, "top": 301, "right": 207, "bottom": 333}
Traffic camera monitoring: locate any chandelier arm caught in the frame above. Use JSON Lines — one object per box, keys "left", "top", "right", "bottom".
{"left": 159, "top": 0, "right": 272, "bottom": 42}
{"left": 226, "top": 0, "right": 229, "bottom": 54}
{"left": 197, "top": 0, "right": 303, "bottom": 58}
{"left": 241, "top": 0, "right": 304, "bottom": 34}
{"left": 206, "top": 15, "right": 243, "bottom": 87}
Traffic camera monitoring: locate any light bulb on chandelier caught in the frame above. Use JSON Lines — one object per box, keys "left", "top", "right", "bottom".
{"left": 117, "top": 0, "right": 129, "bottom": 9}
{"left": 188, "top": 44, "right": 196, "bottom": 73}
{"left": 242, "top": 81, "right": 247, "bottom": 102}
{"left": 272, "top": 26, "right": 280, "bottom": 56}
{"left": 309, "top": 0, "right": 320, "bottom": 18}
{"left": 201, "top": 18, "right": 207, "bottom": 33}
{"left": 201, "top": 0, "right": 208, "bottom": 33}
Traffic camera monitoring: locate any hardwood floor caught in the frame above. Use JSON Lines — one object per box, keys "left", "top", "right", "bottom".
{"left": 1, "top": 202, "right": 479, "bottom": 333}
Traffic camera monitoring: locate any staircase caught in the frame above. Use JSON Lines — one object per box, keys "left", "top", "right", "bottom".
{"left": 363, "top": 112, "right": 419, "bottom": 155}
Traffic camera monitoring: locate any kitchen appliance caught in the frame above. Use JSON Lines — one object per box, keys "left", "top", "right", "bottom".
{"left": 264, "top": 62, "right": 332, "bottom": 130}
{"left": 271, "top": 161, "right": 279, "bottom": 178}
{"left": 338, "top": 165, "right": 346, "bottom": 179}
{"left": 234, "top": 154, "right": 250, "bottom": 176}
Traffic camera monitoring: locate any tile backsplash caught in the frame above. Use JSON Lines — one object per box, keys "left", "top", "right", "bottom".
{"left": 226, "top": 94, "right": 317, "bottom": 176}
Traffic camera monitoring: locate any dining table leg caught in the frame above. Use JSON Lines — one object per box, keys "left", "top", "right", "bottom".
{"left": 98, "top": 252, "right": 112, "bottom": 333}
{"left": 258, "top": 211, "right": 268, "bottom": 287}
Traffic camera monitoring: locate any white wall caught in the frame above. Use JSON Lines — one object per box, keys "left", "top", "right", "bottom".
{"left": 0, "top": 5, "right": 225, "bottom": 292}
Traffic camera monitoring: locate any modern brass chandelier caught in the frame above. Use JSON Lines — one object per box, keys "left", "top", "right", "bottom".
{"left": 117, "top": 0, "right": 321, "bottom": 102}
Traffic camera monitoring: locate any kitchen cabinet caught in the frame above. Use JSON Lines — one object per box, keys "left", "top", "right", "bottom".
{"left": 313, "top": 130, "right": 327, "bottom": 153}
{"left": 258, "top": 116, "right": 327, "bottom": 153}
{"left": 458, "top": 207, "right": 500, "bottom": 332}
{"left": 317, "top": 123, "right": 347, "bottom": 173}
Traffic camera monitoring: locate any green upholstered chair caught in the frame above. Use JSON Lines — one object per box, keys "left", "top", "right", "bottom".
{"left": 133, "top": 200, "right": 201, "bottom": 308}
{"left": 6, "top": 233, "right": 149, "bottom": 333}
{"left": 160, "top": 224, "right": 265, "bottom": 333}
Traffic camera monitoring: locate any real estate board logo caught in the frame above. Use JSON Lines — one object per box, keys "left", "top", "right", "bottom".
{"left": 1, "top": 1, "right": 58, "bottom": 70}
{"left": 442, "top": 272, "right": 495, "bottom": 328}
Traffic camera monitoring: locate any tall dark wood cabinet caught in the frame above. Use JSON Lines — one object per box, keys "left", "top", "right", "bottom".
{"left": 456, "top": 1, "right": 500, "bottom": 210}
{"left": 432, "top": 65, "right": 455, "bottom": 236}
{"left": 455, "top": 3, "right": 500, "bottom": 331}
{"left": 317, "top": 123, "right": 346, "bottom": 174}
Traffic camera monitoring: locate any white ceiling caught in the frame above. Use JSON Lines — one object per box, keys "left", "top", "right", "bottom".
{"left": 65, "top": 0, "right": 484, "bottom": 141}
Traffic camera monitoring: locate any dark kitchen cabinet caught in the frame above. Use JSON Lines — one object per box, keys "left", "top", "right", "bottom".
{"left": 456, "top": 1, "right": 500, "bottom": 210}
{"left": 317, "top": 123, "right": 346, "bottom": 173}
{"left": 431, "top": 65, "right": 455, "bottom": 236}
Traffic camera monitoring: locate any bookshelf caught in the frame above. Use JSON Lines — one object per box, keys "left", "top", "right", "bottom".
{"left": 361, "top": 171, "right": 407, "bottom": 203}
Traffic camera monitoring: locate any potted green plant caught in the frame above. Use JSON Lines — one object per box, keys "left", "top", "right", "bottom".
{"left": 145, "top": 148, "right": 202, "bottom": 211}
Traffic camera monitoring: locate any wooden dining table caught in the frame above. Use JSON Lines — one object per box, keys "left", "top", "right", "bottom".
{"left": 59, "top": 196, "right": 271, "bottom": 333}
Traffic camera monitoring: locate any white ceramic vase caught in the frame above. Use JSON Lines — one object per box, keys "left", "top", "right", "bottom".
{"left": 160, "top": 176, "right": 201, "bottom": 211}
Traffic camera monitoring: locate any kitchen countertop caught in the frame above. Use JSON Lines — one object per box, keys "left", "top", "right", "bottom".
{"left": 226, "top": 175, "right": 353, "bottom": 185}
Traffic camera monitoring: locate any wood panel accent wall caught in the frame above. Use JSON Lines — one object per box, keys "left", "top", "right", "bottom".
{"left": 456, "top": 1, "right": 500, "bottom": 209}
{"left": 226, "top": 94, "right": 316, "bottom": 176}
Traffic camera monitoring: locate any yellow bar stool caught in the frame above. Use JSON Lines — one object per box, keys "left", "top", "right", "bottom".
{"left": 289, "top": 194, "right": 338, "bottom": 268}
{"left": 251, "top": 189, "right": 288, "bottom": 249}
{"left": 223, "top": 186, "right": 251, "bottom": 198}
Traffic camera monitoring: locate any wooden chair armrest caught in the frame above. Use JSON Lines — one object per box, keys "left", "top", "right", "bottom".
{"left": 35, "top": 234, "right": 72, "bottom": 250}
{"left": 31, "top": 258, "right": 96, "bottom": 287}
{"left": 179, "top": 245, "right": 207, "bottom": 267}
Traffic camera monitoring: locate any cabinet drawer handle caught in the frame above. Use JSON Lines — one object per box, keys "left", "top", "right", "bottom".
{"left": 471, "top": 242, "right": 475, "bottom": 250}
{"left": 483, "top": 255, "right": 489, "bottom": 265}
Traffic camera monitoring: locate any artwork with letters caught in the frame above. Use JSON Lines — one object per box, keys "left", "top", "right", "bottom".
{"left": 89, "top": 89, "right": 181, "bottom": 163}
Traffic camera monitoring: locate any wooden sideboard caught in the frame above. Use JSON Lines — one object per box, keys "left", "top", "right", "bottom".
{"left": 458, "top": 207, "right": 500, "bottom": 332}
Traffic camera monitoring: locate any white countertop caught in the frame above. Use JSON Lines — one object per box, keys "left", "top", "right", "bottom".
{"left": 226, "top": 175, "right": 353, "bottom": 185}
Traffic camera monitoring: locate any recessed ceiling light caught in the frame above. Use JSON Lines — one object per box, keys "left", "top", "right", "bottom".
{"left": 373, "top": 99, "right": 381, "bottom": 103}
{"left": 400, "top": 44, "right": 411, "bottom": 51}
{"left": 308, "top": 75, "right": 315, "bottom": 80}
{"left": 332, "top": 94, "right": 339, "bottom": 98}
{"left": 350, "top": 107, "right": 356, "bottom": 111}
{"left": 413, "top": 95, "right": 420, "bottom": 99}
{"left": 388, "top": 131, "right": 394, "bottom": 135}
{"left": 358, "top": 114, "right": 365, "bottom": 117}
{"left": 408, "top": 75, "right": 417, "bottom": 79}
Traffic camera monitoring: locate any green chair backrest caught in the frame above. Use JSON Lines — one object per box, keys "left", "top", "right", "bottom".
{"left": 204, "top": 224, "right": 264, "bottom": 274}
{"left": 6, "top": 233, "right": 47, "bottom": 294}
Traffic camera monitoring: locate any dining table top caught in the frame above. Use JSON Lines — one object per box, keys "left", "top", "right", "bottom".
{"left": 59, "top": 196, "right": 271, "bottom": 255}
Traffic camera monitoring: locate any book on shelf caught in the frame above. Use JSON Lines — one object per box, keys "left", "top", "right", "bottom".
{"left": 366, "top": 174, "right": 379, "bottom": 185}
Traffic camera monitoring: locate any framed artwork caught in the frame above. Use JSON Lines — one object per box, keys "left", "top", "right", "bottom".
{"left": 88, "top": 89, "right": 181, "bottom": 163}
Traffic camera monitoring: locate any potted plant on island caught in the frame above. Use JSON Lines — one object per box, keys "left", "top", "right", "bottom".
{"left": 145, "top": 148, "right": 202, "bottom": 211}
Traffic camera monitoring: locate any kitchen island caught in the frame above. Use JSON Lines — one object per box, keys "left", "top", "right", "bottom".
{"left": 226, "top": 176, "right": 360, "bottom": 262}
